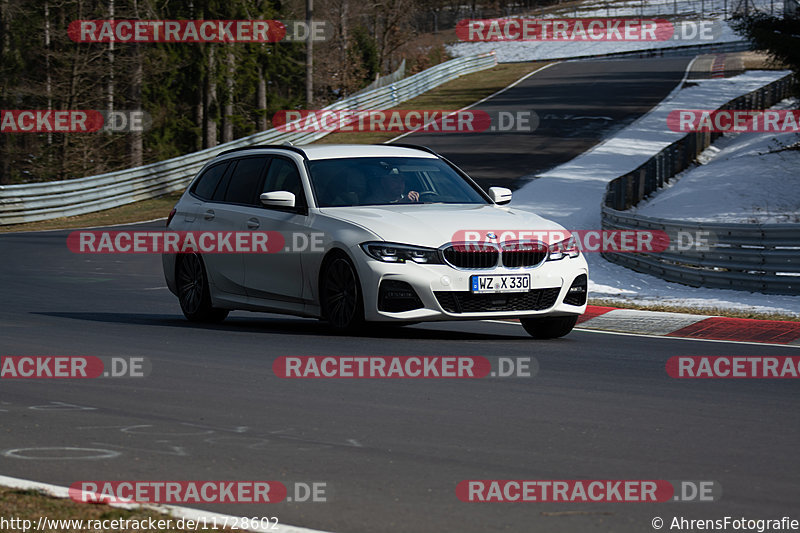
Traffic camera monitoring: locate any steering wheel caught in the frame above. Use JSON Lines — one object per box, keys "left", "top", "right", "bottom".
{"left": 418, "top": 191, "right": 439, "bottom": 201}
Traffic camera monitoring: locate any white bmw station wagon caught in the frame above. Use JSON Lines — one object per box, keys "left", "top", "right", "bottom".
{"left": 163, "top": 144, "right": 587, "bottom": 338}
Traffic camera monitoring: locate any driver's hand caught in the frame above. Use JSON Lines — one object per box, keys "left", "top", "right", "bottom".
{"left": 407, "top": 190, "right": 420, "bottom": 202}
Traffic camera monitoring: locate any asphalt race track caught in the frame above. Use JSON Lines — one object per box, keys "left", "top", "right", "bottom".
{"left": 402, "top": 57, "right": 693, "bottom": 189}
{"left": 2, "top": 57, "right": 799, "bottom": 533}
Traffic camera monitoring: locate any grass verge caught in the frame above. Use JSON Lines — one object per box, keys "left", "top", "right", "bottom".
{"left": 0, "top": 487, "right": 240, "bottom": 532}
{"left": 314, "top": 61, "right": 551, "bottom": 145}
{"left": 0, "top": 193, "right": 180, "bottom": 233}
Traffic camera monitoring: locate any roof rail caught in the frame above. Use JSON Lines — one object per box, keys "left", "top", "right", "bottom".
{"left": 378, "top": 143, "right": 439, "bottom": 156}
{"left": 216, "top": 144, "right": 309, "bottom": 159}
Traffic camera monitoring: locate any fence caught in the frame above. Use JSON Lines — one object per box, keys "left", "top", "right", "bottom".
{"left": 0, "top": 52, "right": 497, "bottom": 225}
{"left": 601, "top": 73, "right": 799, "bottom": 295}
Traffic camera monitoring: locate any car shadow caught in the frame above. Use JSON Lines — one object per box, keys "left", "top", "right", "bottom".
{"left": 31, "top": 311, "right": 530, "bottom": 340}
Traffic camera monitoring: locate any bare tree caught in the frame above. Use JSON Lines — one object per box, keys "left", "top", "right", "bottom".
{"left": 306, "top": 0, "right": 313, "bottom": 105}
{"left": 256, "top": 62, "right": 267, "bottom": 131}
{"left": 204, "top": 44, "right": 218, "bottom": 148}
{"left": 129, "top": 0, "right": 142, "bottom": 167}
{"left": 107, "top": 0, "right": 114, "bottom": 114}
{"left": 369, "top": 0, "right": 418, "bottom": 74}
{"left": 44, "top": 0, "right": 53, "bottom": 145}
{"left": 223, "top": 49, "right": 235, "bottom": 143}
{"left": 0, "top": 0, "right": 10, "bottom": 184}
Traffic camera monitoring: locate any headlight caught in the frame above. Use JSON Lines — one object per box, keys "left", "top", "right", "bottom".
{"left": 360, "top": 242, "right": 443, "bottom": 264}
{"left": 547, "top": 235, "right": 580, "bottom": 261}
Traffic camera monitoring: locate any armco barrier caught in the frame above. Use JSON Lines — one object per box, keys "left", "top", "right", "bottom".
{"left": 355, "top": 59, "right": 406, "bottom": 95}
{"left": 601, "top": 74, "right": 799, "bottom": 295}
{"left": 0, "top": 52, "right": 497, "bottom": 225}
{"left": 554, "top": 40, "right": 752, "bottom": 62}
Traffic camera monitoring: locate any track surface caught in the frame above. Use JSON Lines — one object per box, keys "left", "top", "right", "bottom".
{"left": 3, "top": 58, "right": 799, "bottom": 533}
{"left": 404, "top": 57, "right": 692, "bottom": 188}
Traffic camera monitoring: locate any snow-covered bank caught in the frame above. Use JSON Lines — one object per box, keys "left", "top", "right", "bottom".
{"left": 634, "top": 127, "right": 800, "bottom": 223}
{"left": 446, "top": 0, "right": 779, "bottom": 63}
{"left": 510, "top": 70, "right": 799, "bottom": 316}
{"left": 512, "top": 70, "right": 792, "bottom": 227}
{"left": 448, "top": 23, "right": 743, "bottom": 64}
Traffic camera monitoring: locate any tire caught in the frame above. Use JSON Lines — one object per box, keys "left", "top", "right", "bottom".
{"left": 176, "top": 253, "right": 229, "bottom": 323}
{"left": 520, "top": 315, "right": 578, "bottom": 339}
{"left": 320, "top": 252, "right": 365, "bottom": 331}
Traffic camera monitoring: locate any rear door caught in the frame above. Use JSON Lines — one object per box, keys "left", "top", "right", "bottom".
{"left": 181, "top": 161, "right": 230, "bottom": 226}
{"left": 199, "top": 156, "right": 269, "bottom": 296}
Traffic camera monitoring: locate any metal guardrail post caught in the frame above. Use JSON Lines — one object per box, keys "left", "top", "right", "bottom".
{"left": 614, "top": 179, "right": 624, "bottom": 210}
{"left": 638, "top": 163, "right": 646, "bottom": 201}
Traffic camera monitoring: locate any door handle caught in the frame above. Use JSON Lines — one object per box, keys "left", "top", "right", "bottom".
{"left": 204, "top": 209, "right": 215, "bottom": 221}
{"left": 246, "top": 218, "right": 260, "bottom": 229}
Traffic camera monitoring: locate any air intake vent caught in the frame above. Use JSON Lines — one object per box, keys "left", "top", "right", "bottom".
{"left": 564, "top": 274, "right": 587, "bottom": 306}
{"left": 378, "top": 280, "right": 424, "bottom": 312}
{"left": 435, "top": 287, "right": 560, "bottom": 314}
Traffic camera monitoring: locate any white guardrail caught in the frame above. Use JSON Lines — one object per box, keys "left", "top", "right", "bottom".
{"left": 354, "top": 59, "right": 406, "bottom": 95}
{"left": 0, "top": 51, "right": 497, "bottom": 225}
{"left": 601, "top": 73, "right": 799, "bottom": 295}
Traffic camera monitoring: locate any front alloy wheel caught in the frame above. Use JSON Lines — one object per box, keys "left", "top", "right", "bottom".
{"left": 321, "top": 253, "right": 364, "bottom": 331}
{"left": 176, "top": 253, "right": 229, "bottom": 323}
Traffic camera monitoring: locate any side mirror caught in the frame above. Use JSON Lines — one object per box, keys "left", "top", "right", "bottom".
{"left": 488, "top": 187, "right": 512, "bottom": 205}
{"left": 260, "top": 191, "right": 296, "bottom": 208}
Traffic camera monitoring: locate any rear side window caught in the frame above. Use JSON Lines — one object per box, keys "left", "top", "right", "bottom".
{"left": 223, "top": 157, "right": 269, "bottom": 205}
{"left": 192, "top": 162, "right": 228, "bottom": 200}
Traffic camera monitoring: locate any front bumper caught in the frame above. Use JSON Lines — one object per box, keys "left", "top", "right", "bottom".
{"left": 353, "top": 249, "right": 588, "bottom": 322}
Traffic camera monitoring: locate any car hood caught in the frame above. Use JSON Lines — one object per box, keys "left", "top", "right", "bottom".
{"left": 318, "top": 204, "right": 567, "bottom": 248}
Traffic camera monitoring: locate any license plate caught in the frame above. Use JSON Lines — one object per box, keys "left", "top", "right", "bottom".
{"left": 471, "top": 274, "right": 530, "bottom": 294}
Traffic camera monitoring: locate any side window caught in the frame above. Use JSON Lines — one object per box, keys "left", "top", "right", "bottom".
{"left": 192, "top": 162, "right": 228, "bottom": 200}
{"left": 262, "top": 157, "right": 306, "bottom": 208}
{"left": 223, "top": 157, "right": 269, "bottom": 205}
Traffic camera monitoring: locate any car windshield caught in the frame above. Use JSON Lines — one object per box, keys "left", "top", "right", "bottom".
{"left": 307, "top": 156, "right": 489, "bottom": 207}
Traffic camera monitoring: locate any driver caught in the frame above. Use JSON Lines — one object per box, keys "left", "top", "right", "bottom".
{"left": 375, "top": 169, "right": 419, "bottom": 203}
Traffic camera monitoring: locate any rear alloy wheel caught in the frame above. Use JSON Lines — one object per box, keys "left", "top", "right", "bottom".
{"left": 176, "top": 253, "right": 229, "bottom": 323}
{"left": 520, "top": 315, "right": 578, "bottom": 339}
{"left": 320, "top": 253, "right": 364, "bottom": 331}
